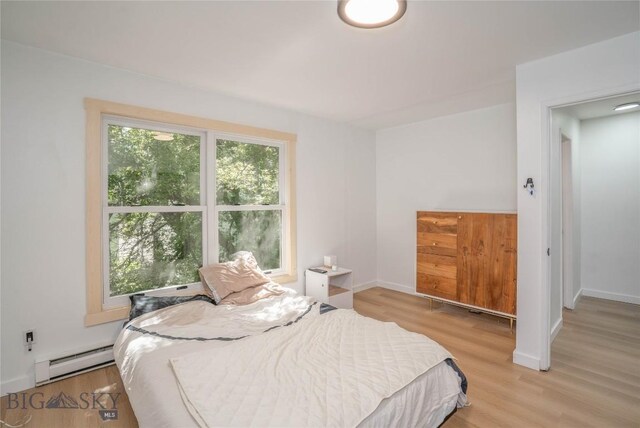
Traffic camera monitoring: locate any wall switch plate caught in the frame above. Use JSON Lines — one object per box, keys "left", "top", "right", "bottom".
{"left": 25, "top": 329, "right": 36, "bottom": 345}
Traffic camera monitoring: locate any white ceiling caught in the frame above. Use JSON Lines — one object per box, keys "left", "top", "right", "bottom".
{"left": 2, "top": 1, "right": 638, "bottom": 129}
{"left": 556, "top": 92, "right": 640, "bottom": 120}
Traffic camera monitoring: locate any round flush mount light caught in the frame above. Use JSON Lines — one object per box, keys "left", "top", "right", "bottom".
{"left": 152, "top": 131, "right": 174, "bottom": 141}
{"left": 613, "top": 102, "right": 640, "bottom": 112}
{"left": 338, "top": 0, "right": 407, "bottom": 29}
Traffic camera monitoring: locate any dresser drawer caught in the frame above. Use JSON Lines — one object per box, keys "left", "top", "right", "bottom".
{"left": 417, "top": 212, "right": 459, "bottom": 234}
{"left": 416, "top": 273, "right": 457, "bottom": 300}
{"left": 417, "top": 253, "right": 456, "bottom": 279}
{"left": 418, "top": 232, "right": 457, "bottom": 257}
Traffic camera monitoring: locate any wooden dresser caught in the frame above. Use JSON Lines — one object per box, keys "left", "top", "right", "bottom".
{"left": 416, "top": 211, "right": 517, "bottom": 318}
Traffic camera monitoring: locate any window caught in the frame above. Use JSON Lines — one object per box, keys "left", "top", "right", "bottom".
{"left": 215, "top": 138, "right": 286, "bottom": 273}
{"left": 104, "top": 120, "right": 206, "bottom": 308}
{"left": 85, "top": 99, "right": 297, "bottom": 325}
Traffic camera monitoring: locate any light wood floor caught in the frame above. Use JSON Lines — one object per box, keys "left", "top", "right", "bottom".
{"left": 2, "top": 287, "right": 638, "bottom": 427}
{"left": 356, "top": 288, "right": 640, "bottom": 427}
{"left": 0, "top": 363, "right": 136, "bottom": 428}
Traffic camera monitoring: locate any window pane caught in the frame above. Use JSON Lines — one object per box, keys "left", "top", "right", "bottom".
{"left": 108, "top": 124, "right": 201, "bottom": 206}
{"left": 216, "top": 139, "right": 280, "bottom": 205}
{"left": 218, "top": 210, "right": 281, "bottom": 270}
{"left": 109, "top": 212, "right": 202, "bottom": 296}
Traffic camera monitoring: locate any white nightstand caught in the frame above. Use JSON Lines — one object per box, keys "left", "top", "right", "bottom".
{"left": 305, "top": 267, "right": 353, "bottom": 309}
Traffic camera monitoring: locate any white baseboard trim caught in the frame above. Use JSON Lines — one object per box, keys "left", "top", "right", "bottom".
{"left": 1, "top": 376, "right": 34, "bottom": 396}
{"left": 550, "top": 318, "right": 563, "bottom": 343}
{"left": 572, "top": 288, "right": 583, "bottom": 308}
{"left": 353, "top": 280, "right": 415, "bottom": 295}
{"left": 353, "top": 281, "right": 378, "bottom": 293}
{"left": 512, "top": 350, "right": 540, "bottom": 371}
{"left": 581, "top": 288, "right": 640, "bottom": 305}
{"left": 376, "top": 281, "right": 415, "bottom": 295}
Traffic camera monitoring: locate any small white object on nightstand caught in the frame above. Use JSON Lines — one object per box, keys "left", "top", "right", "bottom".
{"left": 323, "top": 255, "right": 337, "bottom": 268}
{"left": 305, "top": 267, "right": 353, "bottom": 309}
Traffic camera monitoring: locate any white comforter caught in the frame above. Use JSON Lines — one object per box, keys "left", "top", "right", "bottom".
{"left": 114, "top": 290, "right": 466, "bottom": 428}
{"left": 172, "top": 309, "right": 454, "bottom": 427}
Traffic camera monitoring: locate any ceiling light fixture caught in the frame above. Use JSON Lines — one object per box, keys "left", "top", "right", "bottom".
{"left": 152, "top": 131, "right": 174, "bottom": 141}
{"left": 338, "top": 0, "right": 407, "bottom": 29}
{"left": 613, "top": 102, "right": 640, "bottom": 112}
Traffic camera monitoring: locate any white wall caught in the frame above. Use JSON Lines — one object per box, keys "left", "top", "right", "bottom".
{"left": 580, "top": 112, "right": 640, "bottom": 304}
{"left": 375, "top": 103, "right": 517, "bottom": 291}
{"left": 515, "top": 31, "right": 640, "bottom": 370}
{"left": 0, "top": 41, "right": 377, "bottom": 393}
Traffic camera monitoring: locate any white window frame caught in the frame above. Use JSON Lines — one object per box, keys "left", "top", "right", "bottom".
{"left": 86, "top": 102, "right": 296, "bottom": 322}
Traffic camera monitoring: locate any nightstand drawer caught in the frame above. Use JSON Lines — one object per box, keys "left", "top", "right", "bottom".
{"left": 305, "top": 267, "right": 353, "bottom": 309}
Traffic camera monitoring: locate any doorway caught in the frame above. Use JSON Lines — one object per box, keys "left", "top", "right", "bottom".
{"left": 547, "top": 91, "right": 640, "bottom": 369}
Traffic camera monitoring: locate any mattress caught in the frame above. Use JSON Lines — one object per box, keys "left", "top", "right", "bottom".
{"left": 114, "top": 289, "right": 466, "bottom": 427}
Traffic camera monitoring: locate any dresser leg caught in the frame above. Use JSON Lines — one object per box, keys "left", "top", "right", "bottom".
{"left": 429, "top": 298, "right": 433, "bottom": 311}
{"left": 510, "top": 318, "right": 514, "bottom": 333}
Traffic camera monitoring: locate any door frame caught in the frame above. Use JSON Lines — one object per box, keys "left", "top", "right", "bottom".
{"left": 540, "top": 86, "right": 640, "bottom": 371}
{"left": 560, "top": 134, "right": 574, "bottom": 310}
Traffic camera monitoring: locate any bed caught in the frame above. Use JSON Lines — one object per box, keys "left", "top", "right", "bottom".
{"left": 114, "top": 287, "right": 467, "bottom": 427}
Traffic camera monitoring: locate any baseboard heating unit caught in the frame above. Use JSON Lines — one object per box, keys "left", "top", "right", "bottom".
{"left": 35, "top": 345, "right": 114, "bottom": 386}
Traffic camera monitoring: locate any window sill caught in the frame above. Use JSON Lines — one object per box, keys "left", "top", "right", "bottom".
{"left": 271, "top": 271, "right": 298, "bottom": 285}
{"left": 85, "top": 306, "right": 130, "bottom": 327}
{"left": 85, "top": 287, "right": 202, "bottom": 326}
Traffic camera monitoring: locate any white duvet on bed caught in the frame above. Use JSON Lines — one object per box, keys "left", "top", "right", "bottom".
{"left": 171, "top": 309, "right": 453, "bottom": 427}
{"left": 114, "top": 290, "right": 466, "bottom": 428}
